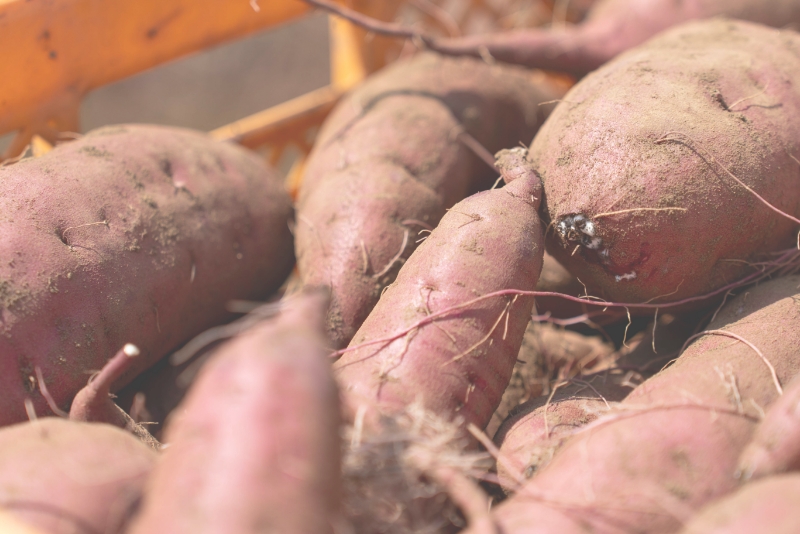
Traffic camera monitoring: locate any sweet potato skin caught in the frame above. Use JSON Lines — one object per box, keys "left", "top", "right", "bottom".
{"left": 471, "top": 274, "right": 800, "bottom": 534}
{"left": 426, "top": 0, "right": 800, "bottom": 74}
{"left": 494, "top": 371, "right": 633, "bottom": 490}
{"left": 0, "top": 418, "right": 157, "bottom": 534}
{"left": 129, "top": 291, "right": 341, "bottom": 534}
{"left": 296, "top": 53, "right": 559, "bottom": 347}
{"left": 486, "top": 322, "right": 616, "bottom": 437}
{"left": 677, "top": 474, "right": 800, "bottom": 534}
{"left": 334, "top": 154, "right": 545, "bottom": 430}
{"left": 532, "top": 19, "right": 800, "bottom": 305}
{"left": 738, "top": 374, "right": 800, "bottom": 479}
{"left": 0, "top": 124, "right": 294, "bottom": 426}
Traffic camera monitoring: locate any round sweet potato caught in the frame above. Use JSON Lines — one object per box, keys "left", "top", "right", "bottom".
{"left": 0, "top": 418, "right": 156, "bottom": 534}
{"left": 533, "top": 19, "right": 800, "bottom": 305}
{"left": 0, "top": 124, "right": 294, "bottom": 426}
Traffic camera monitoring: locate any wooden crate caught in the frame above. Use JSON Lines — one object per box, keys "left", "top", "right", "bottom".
{"left": 0, "top": 0, "right": 563, "bottom": 192}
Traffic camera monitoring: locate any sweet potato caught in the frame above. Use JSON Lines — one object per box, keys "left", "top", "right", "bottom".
{"left": 466, "top": 274, "right": 800, "bottom": 534}
{"left": 0, "top": 124, "right": 294, "bottom": 426}
{"left": 0, "top": 418, "right": 156, "bottom": 534}
{"left": 310, "top": 0, "right": 800, "bottom": 75}
{"left": 532, "top": 19, "right": 800, "bottom": 305}
{"left": 532, "top": 253, "right": 590, "bottom": 319}
{"left": 737, "top": 374, "right": 800, "bottom": 480}
{"left": 677, "top": 474, "right": 800, "bottom": 534}
{"left": 129, "top": 291, "right": 342, "bottom": 534}
{"left": 486, "top": 321, "right": 615, "bottom": 437}
{"left": 494, "top": 370, "right": 635, "bottom": 490}
{"left": 0, "top": 512, "right": 44, "bottom": 534}
{"left": 491, "top": 310, "right": 700, "bottom": 488}
{"left": 333, "top": 149, "right": 544, "bottom": 431}
{"left": 296, "top": 53, "right": 559, "bottom": 347}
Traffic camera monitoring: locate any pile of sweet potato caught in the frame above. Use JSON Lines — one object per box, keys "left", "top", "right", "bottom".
{"left": 3, "top": 1, "right": 800, "bottom": 532}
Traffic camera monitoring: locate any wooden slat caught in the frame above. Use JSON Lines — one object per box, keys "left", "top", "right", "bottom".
{"left": 0, "top": 0, "right": 311, "bottom": 155}
{"left": 209, "top": 85, "right": 341, "bottom": 149}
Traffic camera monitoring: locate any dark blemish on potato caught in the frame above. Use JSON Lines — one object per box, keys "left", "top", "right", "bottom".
{"left": 56, "top": 226, "right": 69, "bottom": 246}
{"left": 556, "top": 214, "right": 601, "bottom": 250}
{"left": 713, "top": 91, "right": 728, "bottom": 111}
{"left": 79, "top": 146, "right": 111, "bottom": 158}
{"left": 460, "top": 239, "right": 484, "bottom": 255}
{"left": 159, "top": 159, "right": 173, "bottom": 178}
{"left": 141, "top": 196, "right": 158, "bottom": 209}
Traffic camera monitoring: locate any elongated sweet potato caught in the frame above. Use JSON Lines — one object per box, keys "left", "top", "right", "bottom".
{"left": 0, "top": 124, "right": 294, "bottom": 426}
{"left": 466, "top": 274, "right": 800, "bottom": 534}
{"left": 310, "top": 0, "right": 800, "bottom": 75}
{"left": 0, "top": 418, "right": 157, "bottom": 534}
{"left": 296, "top": 53, "right": 559, "bottom": 347}
{"left": 677, "top": 474, "right": 800, "bottom": 534}
{"left": 533, "top": 19, "right": 800, "bottom": 305}
{"left": 129, "top": 291, "right": 341, "bottom": 534}
{"left": 737, "top": 374, "right": 800, "bottom": 480}
{"left": 334, "top": 149, "right": 545, "bottom": 431}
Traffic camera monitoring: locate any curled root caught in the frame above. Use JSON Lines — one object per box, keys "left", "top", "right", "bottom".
{"left": 656, "top": 132, "right": 800, "bottom": 232}
{"left": 34, "top": 366, "right": 68, "bottom": 418}
{"left": 372, "top": 229, "right": 410, "bottom": 279}
{"left": 334, "top": 248, "right": 800, "bottom": 360}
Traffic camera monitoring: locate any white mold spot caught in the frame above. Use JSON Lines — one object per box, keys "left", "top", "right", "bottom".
{"left": 614, "top": 271, "right": 637, "bottom": 282}
{"left": 556, "top": 214, "right": 603, "bottom": 250}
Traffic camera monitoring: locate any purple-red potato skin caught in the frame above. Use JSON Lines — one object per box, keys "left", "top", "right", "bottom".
{"left": 738, "top": 374, "right": 800, "bottom": 479}
{"left": 334, "top": 159, "right": 545, "bottom": 430}
{"left": 69, "top": 345, "right": 159, "bottom": 448}
{"left": 296, "top": 53, "right": 559, "bottom": 347}
{"left": 494, "top": 371, "right": 634, "bottom": 490}
{"left": 426, "top": 0, "right": 800, "bottom": 74}
{"left": 69, "top": 346, "right": 134, "bottom": 426}
{"left": 533, "top": 20, "right": 800, "bottom": 305}
{"left": 129, "top": 292, "right": 341, "bottom": 534}
{"left": 0, "top": 418, "right": 156, "bottom": 534}
{"left": 0, "top": 125, "right": 294, "bottom": 426}
{"left": 490, "top": 311, "right": 698, "bottom": 480}
{"left": 677, "top": 474, "right": 800, "bottom": 534}
{"left": 486, "top": 323, "right": 616, "bottom": 437}
{"left": 468, "top": 275, "right": 800, "bottom": 534}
